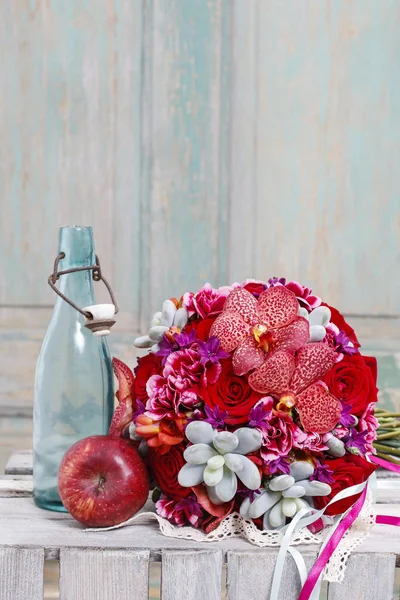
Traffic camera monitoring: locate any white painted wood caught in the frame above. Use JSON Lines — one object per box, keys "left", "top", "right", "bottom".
{"left": 0, "top": 476, "right": 33, "bottom": 498}
{"left": 1, "top": 498, "right": 400, "bottom": 559}
{"left": 59, "top": 548, "right": 149, "bottom": 600}
{"left": 161, "top": 550, "right": 222, "bottom": 600}
{"left": 0, "top": 548, "right": 44, "bottom": 600}
{"left": 5, "top": 450, "right": 33, "bottom": 475}
{"left": 226, "top": 550, "right": 317, "bottom": 600}
{"left": 327, "top": 553, "right": 396, "bottom": 600}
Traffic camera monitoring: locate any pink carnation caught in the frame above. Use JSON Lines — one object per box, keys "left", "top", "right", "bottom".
{"left": 259, "top": 411, "right": 298, "bottom": 462}
{"left": 146, "top": 374, "right": 198, "bottom": 420}
{"left": 285, "top": 281, "right": 321, "bottom": 310}
{"left": 293, "top": 429, "right": 328, "bottom": 453}
{"left": 358, "top": 402, "right": 378, "bottom": 454}
{"left": 183, "top": 282, "right": 238, "bottom": 319}
{"left": 156, "top": 495, "right": 203, "bottom": 528}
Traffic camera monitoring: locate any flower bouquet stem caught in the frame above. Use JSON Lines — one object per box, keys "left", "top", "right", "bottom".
{"left": 374, "top": 409, "right": 400, "bottom": 465}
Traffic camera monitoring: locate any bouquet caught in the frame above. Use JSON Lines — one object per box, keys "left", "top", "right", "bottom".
{"left": 110, "top": 278, "right": 379, "bottom": 535}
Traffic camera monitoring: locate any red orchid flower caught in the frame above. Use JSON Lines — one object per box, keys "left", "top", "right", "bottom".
{"left": 210, "top": 286, "right": 310, "bottom": 378}
{"left": 249, "top": 344, "right": 342, "bottom": 434}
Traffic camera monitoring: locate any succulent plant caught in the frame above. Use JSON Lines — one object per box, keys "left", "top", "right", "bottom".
{"left": 240, "top": 460, "right": 332, "bottom": 529}
{"left": 178, "top": 421, "right": 262, "bottom": 504}
{"left": 298, "top": 306, "right": 331, "bottom": 343}
{"left": 134, "top": 300, "right": 188, "bottom": 352}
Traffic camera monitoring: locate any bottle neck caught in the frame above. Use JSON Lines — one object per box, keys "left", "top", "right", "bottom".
{"left": 58, "top": 269, "right": 95, "bottom": 309}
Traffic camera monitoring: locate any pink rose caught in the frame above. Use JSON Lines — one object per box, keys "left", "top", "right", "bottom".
{"left": 156, "top": 495, "right": 203, "bottom": 528}
{"left": 183, "top": 283, "right": 238, "bottom": 319}
{"left": 293, "top": 429, "right": 328, "bottom": 453}
{"left": 358, "top": 402, "right": 378, "bottom": 454}
{"left": 285, "top": 281, "right": 321, "bottom": 309}
{"left": 259, "top": 411, "right": 298, "bottom": 462}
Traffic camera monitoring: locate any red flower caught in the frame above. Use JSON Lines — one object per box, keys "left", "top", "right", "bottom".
{"left": 313, "top": 455, "right": 376, "bottom": 516}
{"left": 324, "top": 354, "right": 378, "bottom": 417}
{"left": 322, "top": 304, "right": 360, "bottom": 348}
{"left": 135, "top": 354, "right": 163, "bottom": 401}
{"left": 201, "top": 358, "right": 264, "bottom": 425}
{"left": 184, "top": 316, "right": 216, "bottom": 341}
{"left": 148, "top": 444, "right": 190, "bottom": 501}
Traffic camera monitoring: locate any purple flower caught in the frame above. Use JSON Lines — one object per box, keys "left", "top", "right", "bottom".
{"left": 340, "top": 400, "right": 358, "bottom": 428}
{"left": 267, "top": 277, "right": 287, "bottom": 287}
{"left": 344, "top": 429, "right": 369, "bottom": 455}
{"left": 132, "top": 399, "right": 146, "bottom": 421}
{"left": 249, "top": 403, "right": 272, "bottom": 428}
{"left": 268, "top": 456, "right": 291, "bottom": 475}
{"left": 197, "top": 336, "right": 230, "bottom": 366}
{"left": 236, "top": 488, "right": 260, "bottom": 503}
{"left": 175, "top": 495, "right": 203, "bottom": 518}
{"left": 203, "top": 405, "right": 228, "bottom": 429}
{"left": 156, "top": 329, "right": 197, "bottom": 365}
{"left": 334, "top": 331, "right": 358, "bottom": 356}
{"left": 310, "top": 463, "right": 334, "bottom": 484}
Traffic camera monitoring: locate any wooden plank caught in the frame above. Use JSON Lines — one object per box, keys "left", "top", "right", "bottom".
{"left": 228, "top": 0, "right": 400, "bottom": 315}
{"left": 140, "top": 0, "right": 231, "bottom": 328}
{"left": 327, "top": 552, "right": 396, "bottom": 600}
{"left": 0, "top": 548, "right": 44, "bottom": 600}
{"left": 1, "top": 498, "right": 400, "bottom": 560}
{"left": 0, "top": 476, "right": 33, "bottom": 498}
{"left": 226, "top": 550, "right": 317, "bottom": 600}
{"left": 59, "top": 548, "right": 149, "bottom": 600}
{"left": 5, "top": 450, "right": 33, "bottom": 475}
{"left": 161, "top": 550, "right": 222, "bottom": 600}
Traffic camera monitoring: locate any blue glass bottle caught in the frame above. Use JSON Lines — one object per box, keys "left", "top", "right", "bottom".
{"left": 33, "top": 226, "right": 114, "bottom": 511}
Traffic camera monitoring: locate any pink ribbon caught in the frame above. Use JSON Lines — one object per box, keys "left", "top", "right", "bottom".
{"left": 376, "top": 514, "right": 400, "bottom": 526}
{"left": 297, "top": 488, "right": 367, "bottom": 600}
{"left": 370, "top": 455, "right": 400, "bottom": 473}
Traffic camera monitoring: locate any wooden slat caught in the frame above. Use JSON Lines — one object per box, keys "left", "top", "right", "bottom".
{"left": 0, "top": 548, "right": 44, "bottom": 600}
{"left": 226, "top": 550, "right": 317, "bottom": 600}
{"left": 59, "top": 548, "right": 149, "bottom": 600}
{"left": 161, "top": 550, "right": 222, "bottom": 600}
{"left": 5, "top": 450, "right": 33, "bottom": 475}
{"left": 327, "top": 552, "right": 396, "bottom": 600}
{"left": 0, "top": 475, "right": 33, "bottom": 498}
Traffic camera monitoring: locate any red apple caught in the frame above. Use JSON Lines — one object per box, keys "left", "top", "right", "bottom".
{"left": 58, "top": 435, "right": 149, "bottom": 527}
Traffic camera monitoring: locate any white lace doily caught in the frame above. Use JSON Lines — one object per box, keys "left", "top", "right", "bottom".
{"left": 93, "top": 488, "right": 375, "bottom": 583}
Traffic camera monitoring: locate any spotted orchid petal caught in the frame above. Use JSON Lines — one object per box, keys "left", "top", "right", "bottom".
{"left": 248, "top": 350, "right": 295, "bottom": 395}
{"left": 209, "top": 311, "right": 251, "bottom": 352}
{"left": 270, "top": 317, "right": 310, "bottom": 353}
{"left": 223, "top": 288, "right": 259, "bottom": 325}
{"left": 296, "top": 382, "right": 342, "bottom": 434}
{"left": 256, "top": 286, "right": 299, "bottom": 329}
{"left": 290, "top": 343, "right": 337, "bottom": 394}
{"left": 223, "top": 454, "right": 261, "bottom": 490}
{"left": 232, "top": 335, "right": 265, "bottom": 376}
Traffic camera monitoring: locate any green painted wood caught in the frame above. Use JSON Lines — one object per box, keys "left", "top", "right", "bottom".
{"left": 140, "top": 0, "right": 231, "bottom": 328}
{"left": 229, "top": 0, "right": 400, "bottom": 316}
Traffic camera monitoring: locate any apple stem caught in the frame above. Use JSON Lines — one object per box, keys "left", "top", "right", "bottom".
{"left": 98, "top": 476, "right": 106, "bottom": 492}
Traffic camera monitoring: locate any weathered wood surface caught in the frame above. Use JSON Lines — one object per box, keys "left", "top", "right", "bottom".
{"left": 0, "top": 497, "right": 400, "bottom": 560}
{"left": 0, "top": 475, "right": 33, "bottom": 498}
{"left": 0, "top": 547, "right": 44, "bottom": 600}
{"left": 226, "top": 550, "right": 317, "bottom": 600}
{"left": 1, "top": 2, "right": 400, "bottom": 320}
{"left": 161, "top": 550, "right": 222, "bottom": 600}
{"left": 327, "top": 552, "right": 396, "bottom": 600}
{"left": 5, "top": 450, "right": 33, "bottom": 475}
{"left": 59, "top": 548, "right": 150, "bottom": 600}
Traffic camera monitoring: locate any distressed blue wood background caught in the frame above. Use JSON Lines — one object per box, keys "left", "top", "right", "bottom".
{"left": 1, "top": 0, "right": 399, "bottom": 331}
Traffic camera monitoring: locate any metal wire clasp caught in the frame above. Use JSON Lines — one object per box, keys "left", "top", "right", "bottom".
{"left": 48, "top": 253, "right": 119, "bottom": 336}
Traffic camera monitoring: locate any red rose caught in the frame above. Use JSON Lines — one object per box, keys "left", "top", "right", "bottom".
{"left": 324, "top": 354, "right": 378, "bottom": 416}
{"left": 313, "top": 455, "right": 376, "bottom": 515}
{"left": 148, "top": 443, "right": 190, "bottom": 501}
{"left": 184, "top": 317, "right": 216, "bottom": 341}
{"left": 243, "top": 281, "right": 268, "bottom": 297}
{"left": 202, "top": 359, "right": 264, "bottom": 425}
{"left": 135, "top": 354, "right": 163, "bottom": 401}
{"left": 322, "top": 303, "right": 360, "bottom": 348}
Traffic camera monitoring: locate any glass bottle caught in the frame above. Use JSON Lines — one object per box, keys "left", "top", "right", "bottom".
{"left": 33, "top": 226, "right": 114, "bottom": 511}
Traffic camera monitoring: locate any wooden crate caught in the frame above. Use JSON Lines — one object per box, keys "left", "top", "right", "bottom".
{"left": 0, "top": 451, "right": 399, "bottom": 600}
